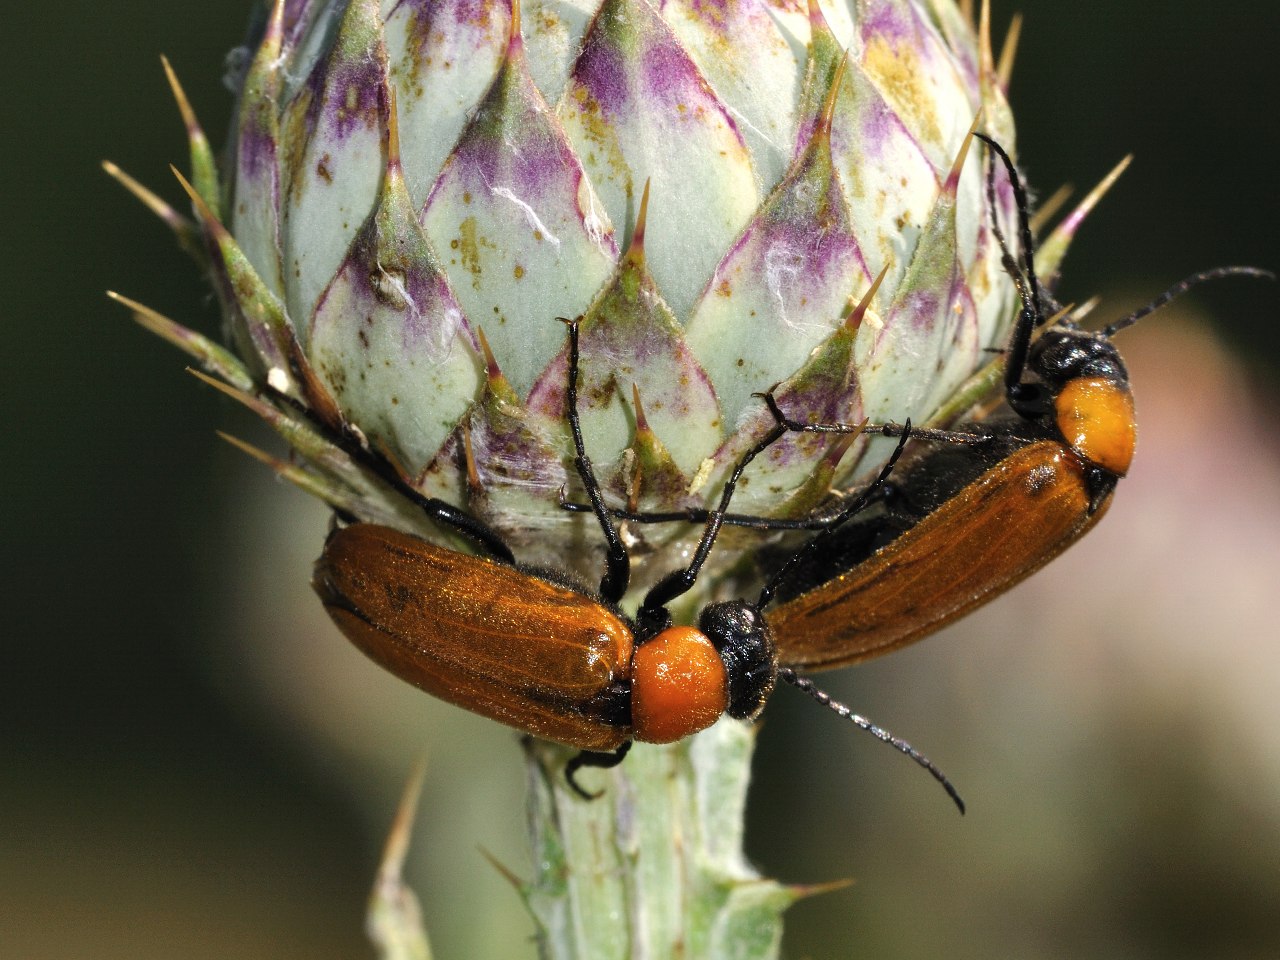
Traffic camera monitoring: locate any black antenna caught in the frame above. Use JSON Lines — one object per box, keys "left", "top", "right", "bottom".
{"left": 975, "top": 132, "right": 1045, "bottom": 322}
{"left": 753, "top": 401, "right": 964, "bottom": 812}
{"left": 975, "top": 132, "right": 1047, "bottom": 411}
{"left": 779, "top": 668, "right": 966, "bottom": 814}
{"left": 1101, "top": 266, "right": 1275, "bottom": 338}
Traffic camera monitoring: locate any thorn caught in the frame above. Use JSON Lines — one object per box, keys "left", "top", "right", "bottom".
{"left": 170, "top": 163, "right": 221, "bottom": 232}
{"left": 1028, "top": 182, "right": 1073, "bottom": 235}
{"left": 959, "top": 0, "right": 974, "bottom": 27}
{"left": 997, "top": 13, "right": 1023, "bottom": 87}
{"left": 507, "top": 0, "right": 522, "bottom": 55}
{"left": 187, "top": 366, "right": 243, "bottom": 398}
{"left": 945, "top": 110, "right": 984, "bottom": 191}
{"left": 218, "top": 429, "right": 362, "bottom": 510}
{"left": 292, "top": 343, "right": 346, "bottom": 434}
{"left": 107, "top": 289, "right": 166, "bottom": 321}
{"left": 216, "top": 430, "right": 284, "bottom": 469}
{"left": 1049, "top": 154, "right": 1133, "bottom": 242}
{"left": 1043, "top": 303, "right": 1076, "bottom": 329}
{"left": 378, "top": 759, "right": 428, "bottom": 885}
{"left": 109, "top": 289, "right": 193, "bottom": 342}
{"left": 787, "top": 876, "right": 856, "bottom": 903}
{"left": 478, "top": 847, "right": 526, "bottom": 893}
{"left": 101, "top": 160, "right": 197, "bottom": 237}
{"left": 475, "top": 327, "right": 504, "bottom": 383}
{"left": 805, "top": 0, "right": 828, "bottom": 30}
{"left": 1071, "top": 296, "right": 1102, "bottom": 323}
{"left": 842, "top": 417, "right": 870, "bottom": 446}
{"left": 186, "top": 367, "right": 277, "bottom": 419}
{"left": 386, "top": 85, "right": 402, "bottom": 173}
{"left": 977, "top": 0, "right": 994, "bottom": 80}
{"left": 110, "top": 292, "right": 253, "bottom": 389}
{"left": 627, "top": 178, "right": 651, "bottom": 263}
{"left": 160, "top": 55, "right": 202, "bottom": 137}
{"left": 630, "top": 382, "right": 650, "bottom": 434}
{"left": 844, "top": 263, "right": 891, "bottom": 332}
{"left": 374, "top": 437, "right": 417, "bottom": 487}
{"left": 266, "top": 0, "right": 286, "bottom": 42}
{"left": 822, "top": 430, "right": 858, "bottom": 471}
{"left": 461, "top": 420, "right": 483, "bottom": 493}
{"left": 815, "top": 50, "right": 849, "bottom": 143}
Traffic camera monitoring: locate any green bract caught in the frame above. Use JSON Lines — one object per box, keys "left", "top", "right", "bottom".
{"left": 118, "top": 0, "right": 1066, "bottom": 592}
{"left": 109, "top": 1, "right": 1134, "bottom": 956}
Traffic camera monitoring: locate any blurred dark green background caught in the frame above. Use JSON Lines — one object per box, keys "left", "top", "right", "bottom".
{"left": 4, "top": 2, "right": 1278, "bottom": 958}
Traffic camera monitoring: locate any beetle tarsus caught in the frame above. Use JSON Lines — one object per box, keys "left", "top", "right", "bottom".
{"left": 565, "top": 741, "right": 633, "bottom": 800}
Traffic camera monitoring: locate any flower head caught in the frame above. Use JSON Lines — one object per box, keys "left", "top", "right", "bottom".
{"left": 112, "top": 0, "right": 1070, "bottom": 597}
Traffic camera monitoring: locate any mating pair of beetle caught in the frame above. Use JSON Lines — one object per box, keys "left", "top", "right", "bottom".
{"left": 313, "top": 137, "right": 1266, "bottom": 808}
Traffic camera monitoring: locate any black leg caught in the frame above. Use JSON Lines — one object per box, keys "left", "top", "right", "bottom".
{"left": 638, "top": 415, "right": 788, "bottom": 619}
{"left": 564, "top": 741, "right": 633, "bottom": 800}
{"left": 560, "top": 317, "right": 631, "bottom": 604}
{"left": 756, "top": 415, "right": 913, "bottom": 610}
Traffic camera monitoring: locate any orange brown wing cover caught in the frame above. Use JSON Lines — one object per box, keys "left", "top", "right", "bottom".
{"left": 313, "top": 525, "right": 634, "bottom": 750}
{"left": 768, "top": 441, "right": 1110, "bottom": 670}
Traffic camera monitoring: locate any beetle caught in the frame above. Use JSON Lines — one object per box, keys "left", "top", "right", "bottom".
{"left": 568, "top": 136, "right": 1270, "bottom": 672}
{"left": 756, "top": 137, "right": 1270, "bottom": 667}
{"left": 313, "top": 317, "right": 963, "bottom": 806}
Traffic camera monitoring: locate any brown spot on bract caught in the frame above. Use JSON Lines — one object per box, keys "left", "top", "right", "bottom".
{"left": 458, "top": 217, "right": 481, "bottom": 277}
{"left": 514, "top": 264, "right": 525, "bottom": 280}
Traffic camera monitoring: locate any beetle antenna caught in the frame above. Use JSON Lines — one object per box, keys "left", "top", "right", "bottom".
{"left": 779, "top": 667, "right": 965, "bottom": 814}
{"left": 639, "top": 414, "right": 788, "bottom": 619}
{"left": 982, "top": 141, "right": 1036, "bottom": 316}
{"left": 975, "top": 132, "right": 1045, "bottom": 322}
{"left": 976, "top": 133, "right": 1046, "bottom": 408}
{"left": 1100, "top": 266, "right": 1276, "bottom": 338}
{"left": 756, "top": 415, "right": 912, "bottom": 610}
{"left": 559, "top": 317, "right": 631, "bottom": 603}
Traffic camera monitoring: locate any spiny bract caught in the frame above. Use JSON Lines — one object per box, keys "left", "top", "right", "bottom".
{"left": 111, "top": 0, "right": 1102, "bottom": 593}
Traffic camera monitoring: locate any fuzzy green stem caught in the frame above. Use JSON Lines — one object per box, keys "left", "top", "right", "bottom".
{"left": 522, "top": 722, "right": 797, "bottom": 960}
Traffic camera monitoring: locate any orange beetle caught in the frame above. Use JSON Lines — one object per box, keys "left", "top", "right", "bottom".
{"left": 314, "top": 318, "right": 957, "bottom": 802}
{"left": 747, "top": 137, "right": 1269, "bottom": 668}
{"left": 578, "top": 137, "right": 1268, "bottom": 683}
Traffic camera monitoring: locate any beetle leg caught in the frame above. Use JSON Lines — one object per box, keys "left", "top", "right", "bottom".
{"left": 755, "top": 423, "right": 913, "bottom": 609}
{"left": 638, "top": 414, "right": 787, "bottom": 618}
{"left": 559, "top": 316, "right": 631, "bottom": 604}
{"left": 564, "top": 741, "right": 633, "bottom": 800}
